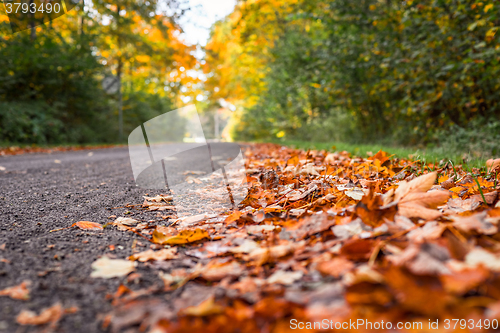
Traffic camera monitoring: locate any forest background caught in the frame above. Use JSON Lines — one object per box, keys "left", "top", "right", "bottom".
{"left": 1, "top": 0, "right": 499, "bottom": 158}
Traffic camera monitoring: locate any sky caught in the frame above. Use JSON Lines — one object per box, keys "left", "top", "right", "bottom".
{"left": 180, "top": 0, "right": 236, "bottom": 46}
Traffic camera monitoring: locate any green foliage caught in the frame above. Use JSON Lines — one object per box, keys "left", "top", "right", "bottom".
{"left": 228, "top": 0, "right": 500, "bottom": 148}
{"left": 0, "top": 31, "right": 112, "bottom": 144}
{"left": 0, "top": 0, "right": 186, "bottom": 145}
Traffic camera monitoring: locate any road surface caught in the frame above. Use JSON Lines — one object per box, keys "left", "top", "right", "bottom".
{"left": 0, "top": 146, "right": 184, "bottom": 332}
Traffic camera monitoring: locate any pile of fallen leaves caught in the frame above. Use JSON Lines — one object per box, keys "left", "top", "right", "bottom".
{"left": 0, "top": 144, "right": 121, "bottom": 156}
{"left": 7, "top": 144, "right": 499, "bottom": 332}
{"left": 97, "top": 145, "right": 500, "bottom": 332}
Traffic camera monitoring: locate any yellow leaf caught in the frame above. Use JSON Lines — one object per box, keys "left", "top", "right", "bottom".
{"left": 486, "top": 27, "right": 498, "bottom": 39}
{"left": 224, "top": 211, "right": 242, "bottom": 223}
{"left": 73, "top": 221, "right": 103, "bottom": 231}
{"left": 135, "top": 55, "right": 151, "bottom": 63}
{"left": 152, "top": 228, "right": 209, "bottom": 245}
{"left": 484, "top": 4, "right": 493, "bottom": 13}
{"left": 438, "top": 175, "right": 449, "bottom": 184}
{"left": 287, "top": 155, "right": 300, "bottom": 166}
{"left": 449, "top": 186, "right": 464, "bottom": 193}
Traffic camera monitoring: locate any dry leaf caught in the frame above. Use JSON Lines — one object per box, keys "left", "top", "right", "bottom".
{"left": 452, "top": 212, "right": 497, "bottom": 235}
{"left": 0, "top": 280, "right": 30, "bottom": 300}
{"left": 90, "top": 256, "right": 136, "bottom": 278}
{"left": 201, "top": 261, "right": 243, "bottom": 281}
{"left": 355, "top": 184, "right": 397, "bottom": 227}
{"left": 316, "top": 258, "right": 355, "bottom": 278}
{"left": 129, "top": 248, "right": 178, "bottom": 262}
{"left": 486, "top": 158, "right": 500, "bottom": 173}
{"left": 17, "top": 302, "right": 63, "bottom": 327}
{"left": 465, "top": 248, "right": 500, "bottom": 271}
{"left": 114, "top": 217, "right": 139, "bottom": 226}
{"left": 267, "top": 270, "right": 303, "bottom": 285}
{"left": 152, "top": 228, "right": 209, "bottom": 245}
{"left": 73, "top": 221, "right": 103, "bottom": 230}
{"left": 181, "top": 296, "right": 223, "bottom": 316}
{"left": 394, "top": 172, "right": 450, "bottom": 220}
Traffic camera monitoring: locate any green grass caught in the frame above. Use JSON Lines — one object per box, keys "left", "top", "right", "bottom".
{"left": 280, "top": 140, "right": 491, "bottom": 169}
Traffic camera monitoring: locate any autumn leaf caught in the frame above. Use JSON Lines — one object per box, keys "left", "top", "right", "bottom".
{"left": 90, "top": 256, "right": 136, "bottom": 278}
{"left": 152, "top": 228, "right": 209, "bottom": 245}
{"left": 224, "top": 211, "right": 243, "bottom": 223}
{"left": 181, "top": 296, "right": 224, "bottom": 316}
{"left": 17, "top": 302, "right": 64, "bottom": 327}
{"left": 73, "top": 221, "right": 103, "bottom": 231}
{"left": 355, "top": 183, "right": 397, "bottom": 227}
{"left": 394, "top": 172, "right": 450, "bottom": 220}
{"left": 129, "top": 248, "right": 178, "bottom": 262}
{"left": 0, "top": 280, "right": 30, "bottom": 300}
{"left": 486, "top": 158, "right": 500, "bottom": 173}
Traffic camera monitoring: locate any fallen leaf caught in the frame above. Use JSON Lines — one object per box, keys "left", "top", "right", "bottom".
{"left": 224, "top": 211, "right": 242, "bottom": 223}
{"left": 345, "top": 188, "right": 365, "bottom": 200}
{"left": 90, "top": 256, "right": 136, "bottom": 278}
{"left": 229, "top": 239, "right": 260, "bottom": 254}
{"left": 452, "top": 211, "right": 497, "bottom": 235}
{"left": 394, "top": 172, "right": 450, "bottom": 220}
{"left": 152, "top": 228, "right": 209, "bottom": 245}
{"left": 201, "top": 260, "right": 243, "bottom": 281}
{"left": 316, "top": 258, "right": 355, "bottom": 278}
{"left": 267, "top": 270, "right": 303, "bottom": 285}
{"left": 17, "top": 302, "right": 63, "bottom": 327}
{"left": 465, "top": 248, "right": 500, "bottom": 272}
{"left": 129, "top": 248, "right": 178, "bottom": 262}
{"left": 246, "top": 242, "right": 304, "bottom": 264}
{"left": 114, "top": 217, "right": 139, "bottom": 226}
{"left": 73, "top": 221, "right": 103, "bottom": 231}
{"left": 486, "top": 158, "right": 500, "bottom": 173}
{"left": 0, "top": 280, "right": 30, "bottom": 300}
{"left": 181, "top": 296, "right": 223, "bottom": 316}
{"left": 355, "top": 184, "right": 397, "bottom": 227}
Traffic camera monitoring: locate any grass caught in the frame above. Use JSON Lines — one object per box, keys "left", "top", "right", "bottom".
{"left": 280, "top": 140, "right": 491, "bottom": 169}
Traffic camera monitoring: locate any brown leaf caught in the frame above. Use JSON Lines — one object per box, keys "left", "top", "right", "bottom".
{"left": 440, "top": 267, "right": 490, "bottom": 295}
{"left": 316, "top": 257, "right": 355, "bottom": 278}
{"left": 129, "top": 248, "right": 178, "bottom": 262}
{"left": 201, "top": 260, "right": 243, "bottom": 281}
{"left": 452, "top": 211, "right": 497, "bottom": 235}
{"left": 394, "top": 172, "right": 450, "bottom": 220}
{"left": 0, "top": 280, "right": 30, "bottom": 300}
{"left": 340, "top": 239, "right": 376, "bottom": 261}
{"left": 355, "top": 184, "right": 397, "bottom": 227}
{"left": 486, "top": 158, "right": 500, "bottom": 173}
{"left": 73, "top": 221, "right": 103, "bottom": 231}
{"left": 181, "top": 296, "right": 223, "bottom": 316}
{"left": 394, "top": 172, "right": 437, "bottom": 202}
{"left": 17, "top": 302, "right": 63, "bottom": 326}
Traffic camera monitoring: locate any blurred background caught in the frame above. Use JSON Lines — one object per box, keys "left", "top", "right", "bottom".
{"left": 0, "top": 0, "right": 499, "bottom": 157}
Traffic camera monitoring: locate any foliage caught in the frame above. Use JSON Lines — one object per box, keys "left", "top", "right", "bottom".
{"left": 0, "top": 0, "right": 195, "bottom": 144}
{"left": 205, "top": 0, "right": 500, "bottom": 147}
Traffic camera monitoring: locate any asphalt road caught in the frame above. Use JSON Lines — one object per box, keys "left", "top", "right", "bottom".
{"left": 0, "top": 147, "right": 179, "bottom": 332}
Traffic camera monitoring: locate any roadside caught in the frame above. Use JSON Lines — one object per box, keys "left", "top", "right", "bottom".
{"left": 0, "top": 144, "right": 124, "bottom": 157}
{"left": 281, "top": 140, "right": 493, "bottom": 169}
